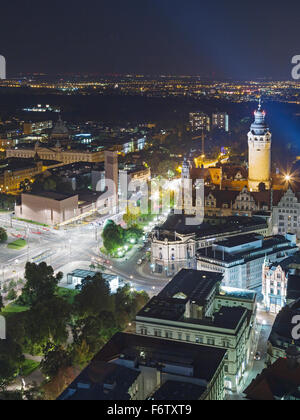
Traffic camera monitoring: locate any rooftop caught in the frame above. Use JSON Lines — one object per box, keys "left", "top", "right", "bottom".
{"left": 0, "top": 158, "right": 59, "bottom": 174}
{"left": 154, "top": 269, "right": 222, "bottom": 305}
{"left": 24, "top": 191, "right": 77, "bottom": 201}
{"left": 269, "top": 298, "right": 300, "bottom": 348}
{"left": 151, "top": 380, "right": 207, "bottom": 401}
{"left": 197, "top": 235, "right": 297, "bottom": 264}
{"left": 154, "top": 214, "right": 268, "bottom": 241}
{"left": 59, "top": 361, "right": 140, "bottom": 401}
{"left": 94, "top": 332, "right": 227, "bottom": 383}
{"left": 244, "top": 357, "right": 300, "bottom": 401}
{"left": 214, "top": 233, "right": 262, "bottom": 249}
{"left": 137, "top": 270, "right": 248, "bottom": 330}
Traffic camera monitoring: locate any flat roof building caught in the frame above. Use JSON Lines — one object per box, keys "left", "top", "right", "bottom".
{"left": 197, "top": 233, "right": 299, "bottom": 290}
{"left": 151, "top": 214, "right": 269, "bottom": 277}
{"left": 136, "top": 269, "right": 257, "bottom": 392}
{"left": 59, "top": 332, "right": 226, "bottom": 400}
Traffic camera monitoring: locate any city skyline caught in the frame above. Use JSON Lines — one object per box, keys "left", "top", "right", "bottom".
{"left": 1, "top": 1, "right": 300, "bottom": 403}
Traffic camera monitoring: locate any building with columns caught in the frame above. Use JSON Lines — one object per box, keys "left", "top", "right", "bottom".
{"left": 151, "top": 214, "right": 269, "bottom": 277}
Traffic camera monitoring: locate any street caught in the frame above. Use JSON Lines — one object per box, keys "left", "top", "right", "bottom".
{"left": 0, "top": 212, "right": 168, "bottom": 297}
{"left": 227, "top": 308, "right": 275, "bottom": 399}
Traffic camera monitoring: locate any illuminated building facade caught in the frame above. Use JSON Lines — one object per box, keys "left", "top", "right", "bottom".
{"left": 248, "top": 101, "right": 272, "bottom": 192}
{"left": 272, "top": 188, "right": 300, "bottom": 238}
{"left": 151, "top": 215, "right": 269, "bottom": 277}
{"left": 6, "top": 143, "right": 105, "bottom": 164}
{"left": 212, "top": 113, "right": 229, "bottom": 132}
{"left": 0, "top": 158, "right": 63, "bottom": 193}
{"left": 23, "top": 121, "right": 53, "bottom": 135}
{"left": 197, "top": 233, "right": 298, "bottom": 290}
{"left": 189, "top": 112, "right": 211, "bottom": 132}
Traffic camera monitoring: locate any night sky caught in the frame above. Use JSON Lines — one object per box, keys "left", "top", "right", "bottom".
{"left": 0, "top": 0, "right": 300, "bottom": 79}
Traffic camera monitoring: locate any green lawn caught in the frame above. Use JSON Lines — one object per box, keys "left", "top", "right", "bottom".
{"left": 57, "top": 287, "right": 79, "bottom": 304}
{"left": 20, "top": 360, "right": 40, "bottom": 377}
{"left": 2, "top": 303, "right": 29, "bottom": 316}
{"left": 15, "top": 218, "right": 49, "bottom": 227}
{"left": 7, "top": 239, "right": 27, "bottom": 250}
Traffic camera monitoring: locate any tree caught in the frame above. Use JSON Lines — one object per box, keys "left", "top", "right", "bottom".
{"left": 40, "top": 344, "right": 72, "bottom": 380}
{"left": 7, "top": 289, "right": 17, "bottom": 302}
{"left": 74, "top": 273, "right": 113, "bottom": 318}
{"left": 19, "top": 179, "right": 32, "bottom": 193}
{"left": 0, "top": 228, "right": 7, "bottom": 244}
{"left": 123, "top": 207, "right": 141, "bottom": 227}
{"left": 72, "top": 311, "right": 118, "bottom": 361}
{"left": 71, "top": 340, "right": 91, "bottom": 368}
{"left": 0, "top": 338, "right": 24, "bottom": 387}
{"left": 72, "top": 317, "right": 106, "bottom": 357}
{"left": 0, "top": 295, "right": 4, "bottom": 312}
{"left": 19, "top": 262, "right": 63, "bottom": 307}
{"left": 0, "top": 194, "right": 15, "bottom": 211}
{"left": 26, "top": 296, "right": 72, "bottom": 352}
{"left": 125, "top": 226, "right": 143, "bottom": 243}
{"left": 157, "top": 160, "right": 178, "bottom": 178}
{"left": 102, "top": 220, "right": 124, "bottom": 254}
{"left": 114, "top": 285, "right": 150, "bottom": 329}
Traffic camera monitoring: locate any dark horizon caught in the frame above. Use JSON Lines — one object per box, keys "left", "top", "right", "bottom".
{"left": 0, "top": 0, "right": 299, "bottom": 79}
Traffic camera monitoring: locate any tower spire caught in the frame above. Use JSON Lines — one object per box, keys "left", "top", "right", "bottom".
{"left": 258, "top": 97, "right": 262, "bottom": 111}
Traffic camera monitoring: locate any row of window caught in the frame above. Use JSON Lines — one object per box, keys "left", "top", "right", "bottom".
{"left": 143, "top": 328, "right": 232, "bottom": 348}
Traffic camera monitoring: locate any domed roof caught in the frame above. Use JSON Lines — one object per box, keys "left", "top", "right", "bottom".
{"left": 250, "top": 99, "right": 269, "bottom": 135}
{"left": 52, "top": 115, "right": 69, "bottom": 137}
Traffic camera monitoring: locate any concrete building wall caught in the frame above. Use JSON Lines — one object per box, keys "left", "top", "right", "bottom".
{"left": 15, "top": 193, "right": 78, "bottom": 225}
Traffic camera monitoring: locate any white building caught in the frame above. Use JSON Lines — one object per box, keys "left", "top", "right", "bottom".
{"left": 197, "top": 233, "right": 299, "bottom": 290}
{"left": 151, "top": 214, "right": 269, "bottom": 277}
{"left": 248, "top": 101, "right": 272, "bottom": 192}
{"left": 272, "top": 188, "right": 300, "bottom": 239}
{"left": 135, "top": 269, "right": 257, "bottom": 392}
{"left": 262, "top": 260, "right": 289, "bottom": 314}
{"left": 262, "top": 255, "right": 300, "bottom": 314}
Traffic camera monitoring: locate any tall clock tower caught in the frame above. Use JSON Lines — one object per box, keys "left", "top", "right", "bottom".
{"left": 248, "top": 100, "right": 272, "bottom": 192}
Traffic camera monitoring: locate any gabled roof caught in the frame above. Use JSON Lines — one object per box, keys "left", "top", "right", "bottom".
{"left": 205, "top": 189, "right": 240, "bottom": 208}
{"left": 222, "top": 165, "right": 248, "bottom": 180}
{"left": 244, "top": 358, "right": 300, "bottom": 400}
